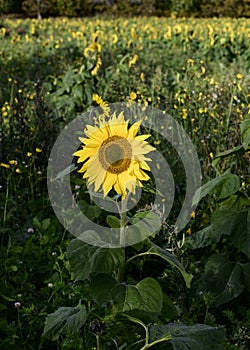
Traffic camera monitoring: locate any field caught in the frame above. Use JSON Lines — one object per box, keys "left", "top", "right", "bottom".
{"left": 0, "top": 17, "right": 250, "bottom": 349}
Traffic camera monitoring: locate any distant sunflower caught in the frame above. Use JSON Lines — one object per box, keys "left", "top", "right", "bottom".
{"left": 73, "top": 112, "right": 155, "bottom": 199}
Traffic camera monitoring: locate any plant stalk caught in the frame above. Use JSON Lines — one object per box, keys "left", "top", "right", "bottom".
{"left": 117, "top": 198, "right": 127, "bottom": 282}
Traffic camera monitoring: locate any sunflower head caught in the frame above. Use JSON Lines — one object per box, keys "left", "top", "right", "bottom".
{"left": 73, "top": 112, "right": 155, "bottom": 200}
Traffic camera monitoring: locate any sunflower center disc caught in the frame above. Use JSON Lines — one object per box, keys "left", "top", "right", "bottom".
{"left": 99, "top": 135, "right": 132, "bottom": 174}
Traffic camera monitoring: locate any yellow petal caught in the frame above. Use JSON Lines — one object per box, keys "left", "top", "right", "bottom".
{"left": 128, "top": 120, "right": 141, "bottom": 138}
{"left": 103, "top": 172, "right": 117, "bottom": 196}
{"left": 93, "top": 168, "right": 106, "bottom": 192}
{"left": 135, "top": 134, "right": 151, "bottom": 141}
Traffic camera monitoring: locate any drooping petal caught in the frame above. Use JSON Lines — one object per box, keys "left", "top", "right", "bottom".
{"left": 103, "top": 172, "right": 117, "bottom": 197}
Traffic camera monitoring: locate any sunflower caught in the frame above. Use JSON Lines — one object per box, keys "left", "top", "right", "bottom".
{"left": 73, "top": 112, "right": 155, "bottom": 199}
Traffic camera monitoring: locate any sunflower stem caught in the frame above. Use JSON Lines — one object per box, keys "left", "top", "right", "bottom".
{"left": 118, "top": 198, "right": 127, "bottom": 283}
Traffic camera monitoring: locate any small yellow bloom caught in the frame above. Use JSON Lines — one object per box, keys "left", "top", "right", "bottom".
{"left": 16, "top": 168, "right": 22, "bottom": 174}
{"left": 140, "top": 72, "right": 145, "bottom": 82}
{"left": 130, "top": 92, "right": 137, "bottom": 100}
{"left": 0, "top": 163, "right": 10, "bottom": 169}
{"left": 191, "top": 211, "right": 195, "bottom": 219}
{"left": 91, "top": 54, "right": 102, "bottom": 76}
{"left": 186, "top": 228, "right": 192, "bottom": 235}
{"left": 112, "top": 34, "right": 118, "bottom": 44}
{"left": 182, "top": 108, "right": 188, "bottom": 120}
{"left": 128, "top": 54, "right": 138, "bottom": 68}
{"left": 154, "top": 140, "right": 161, "bottom": 145}
{"left": 187, "top": 58, "right": 194, "bottom": 64}
{"left": 9, "top": 160, "right": 16, "bottom": 165}
{"left": 236, "top": 73, "right": 243, "bottom": 79}
{"left": 36, "top": 148, "right": 42, "bottom": 153}
{"left": 27, "top": 152, "right": 32, "bottom": 157}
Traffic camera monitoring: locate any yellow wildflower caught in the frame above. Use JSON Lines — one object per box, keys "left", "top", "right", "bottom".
{"left": 130, "top": 92, "right": 137, "bottom": 100}
{"left": 1, "top": 163, "right": 10, "bottom": 169}
{"left": 129, "top": 54, "right": 138, "bottom": 68}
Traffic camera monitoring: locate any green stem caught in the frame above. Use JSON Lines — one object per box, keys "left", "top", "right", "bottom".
{"left": 119, "top": 199, "right": 127, "bottom": 247}
{"left": 140, "top": 334, "right": 172, "bottom": 350}
{"left": 96, "top": 335, "right": 101, "bottom": 350}
{"left": 117, "top": 199, "right": 127, "bottom": 283}
{"left": 3, "top": 176, "right": 9, "bottom": 228}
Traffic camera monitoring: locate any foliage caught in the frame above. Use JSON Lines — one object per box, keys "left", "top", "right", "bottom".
{"left": 0, "top": 16, "right": 249, "bottom": 349}
{"left": 200, "top": 0, "right": 250, "bottom": 18}
{"left": 1, "top": 0, "right": 250, "bottom": 17}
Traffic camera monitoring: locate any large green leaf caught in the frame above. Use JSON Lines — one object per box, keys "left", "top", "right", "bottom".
{"left": 127, "top": 211, "right": 162, "bottom": 244}
{"left": 67, "top": 232, "right": 125, "bottom": 280}
{"left": 111, "top": 277, "right": 163, "bottom": 321}
{"left": 187, "top": 225, "right": 219, "bottom": 249}
{"left": 89, "top": 274, "right": 117, "bottom": 306}
{"left": 242, "top": 262, "right": 250, "bottom": 292}
{"left": 43, "top": 303, "right": 87, "bottom": 340}
{"left": 240, "top": 118, "right": 250, "bottom": 150}
{"left": 189, "top": 209, "right": 250, "bottom": 255}
{"left": 231, "top": 209, "right": 250, "bottom": 258}
{"left": 159, "top": 293, "right": 177, "bottom": 323}
{"left": 201, "top": 254, "right": 244, "bottom": 306}
{"left": 148, "top": 243, "right": 192, "bottom": 288}
{"left": 149, "top": 323, "right": 225, "bottom": 350}
{"left": 211, "top": 208, "right": 246, "bottom": 236}
{"left": 192, "top": 172, "right": 241, "bottom": 205}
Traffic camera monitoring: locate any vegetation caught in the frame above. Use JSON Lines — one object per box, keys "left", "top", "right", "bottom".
{"left": 0, "top": 0, "right": 250, "bottom": 18}
{"left": 0, "top": 16, "right": 250, "bottom": 349}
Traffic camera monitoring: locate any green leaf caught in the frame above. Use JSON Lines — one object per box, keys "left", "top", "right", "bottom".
{"left": 106, "top": 215, "right": 120, "bottom": 228}
{"left": 192, "top": 172, "right": 241, "bottom": 205}
{"left": 90, "top": 274, "right": 117, "bottom": 306}
{"left": 149, "top": 323, "right": 225, "bottom": 350}
{"left": 230, "top": 209, "right": 250, "bottom": 258}
{"left": 195, "top": 209, "right": 250, "bottom": 257}
{"left": 240, "top": 118, "right": 250, "bottom": 150}
{"left": 42, "top": 218, "right": 51, "bottom": 231}
{"left": 67, "top": 232, "right": 125, "bottom": 280}
{"left": 242, "top": 262, "right": 250, "bottom": 292}
{"left": 128, "top": 211, "right": 162, "bottom": 243}
{"left": 159, "top": 293, "right": 177, "bottom": 323}
{"left": 187, "top": 225, "right": 219, "bottom": 249}
{"left": 201, "top": 255, "right": 244, "bottom": 306}
{"left": 148, "top": 243, "right": 192, "bottom": 288}
{"left": 211, "top": 208, "right": 246, "bottom": 236}
{"left": 213, "top": 145, "right": 244, "bottom": 159}
{"left": 54, "top": 164, "right": 78, "bottom": 180}
{"left": 111, "top": 277, "right": 163, "bottom": 321}
{"left": 0, "top": 294, "right": 15, "bottom": 302}
{"left": 43, "top": 303, "right": 87, "bottom": 340}
{"left": 78, "top": 201, "right": 102, "bottom": 220}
